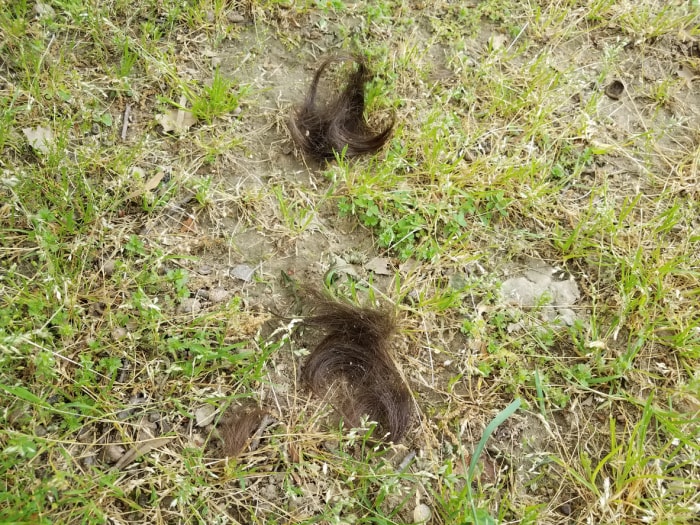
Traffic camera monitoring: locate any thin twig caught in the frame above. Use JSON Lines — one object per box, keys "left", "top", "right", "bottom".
{"left": 249, "top": 414, "right": 276, "bottom": 452}
{"left": 121, "top": 103, "right": 131, "bottom": 141}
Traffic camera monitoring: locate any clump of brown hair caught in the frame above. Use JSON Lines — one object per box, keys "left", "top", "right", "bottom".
{"left": 301, "top": 293, "right": 412, "bottom": 442}
{"left": 288, "top": 54, "right": 394, "bottom": 160}
{"left": 218, "top": 405, "right": 268, "bottom": 458}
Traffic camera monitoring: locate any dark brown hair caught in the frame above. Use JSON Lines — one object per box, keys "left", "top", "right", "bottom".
{"left": 218, "top": 406, "right": 267, "bottom": 458}
{"left": 301, "top": 293, "right": 412, "bottom": 442}
{"left": 288, "top": 54, "right": 394, "bottom": 160}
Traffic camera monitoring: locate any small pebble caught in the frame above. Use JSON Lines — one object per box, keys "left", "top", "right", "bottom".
{"left": 230, "top": 264, "right": 255, "bottom": 282}
{"left": 34, "top": 2, "right": 56, "bottom": 18}
{"left": 102, "top": 259, "right": 116, "bottom": 277}
{"left": 413, "top": 503, "right": 431, "bottom": 523}
{"left": 194, "top": 405, "right": 217, "bottom": 427}
{"left": 111, "top": 327, "right": 127, "bottom": 341}
{"left": 207, "top": 288, "right": 229, "bottom": 303}
{"left": 197, "top": 265, "right": 212, "bottom": 275}
{"left": 227, "top": 12, "right": 245, "bottom": 23}
{"left": 178, "top": 298, "right": 201, "bottom": 314}
{"left": 103, "top": 444, "right": 125, "bottom": 463}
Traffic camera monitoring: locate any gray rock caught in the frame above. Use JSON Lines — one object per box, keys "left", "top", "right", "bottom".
{"left": 230, "top": 264, "right": 255, "bottom": 282}
{"left": 500, "top": 259, "right": 581, "bottom": 327}
{"left": 178, "top": 298, "right": 201, "bottom": 314}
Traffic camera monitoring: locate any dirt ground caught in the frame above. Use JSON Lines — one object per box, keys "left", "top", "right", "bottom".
{"left": 127, "top": 3, "right": 698, "bottom": 521}
{"left": 4, "top": 1, "right": 700, "bottom": 524}
{"left": 125, "top": 8, "right": 699, "bottom": 522}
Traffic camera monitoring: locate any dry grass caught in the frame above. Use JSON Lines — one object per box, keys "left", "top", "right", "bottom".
{"left": 1, "top": 0, "right": 698, "bottom": 524}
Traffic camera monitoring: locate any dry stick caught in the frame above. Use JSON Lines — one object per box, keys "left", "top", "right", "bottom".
{"left": 248, "top": 414, "right": 276, "bottom": 452}
{"left": 421, "top": 315, "right": 435, "bottom": 386}
{"left": 121, "top": 104, "right": 131, "bottom": 141}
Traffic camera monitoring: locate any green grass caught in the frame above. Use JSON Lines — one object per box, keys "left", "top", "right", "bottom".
{"left": 1, "top": 0, "right": 699, "bottom": 523}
